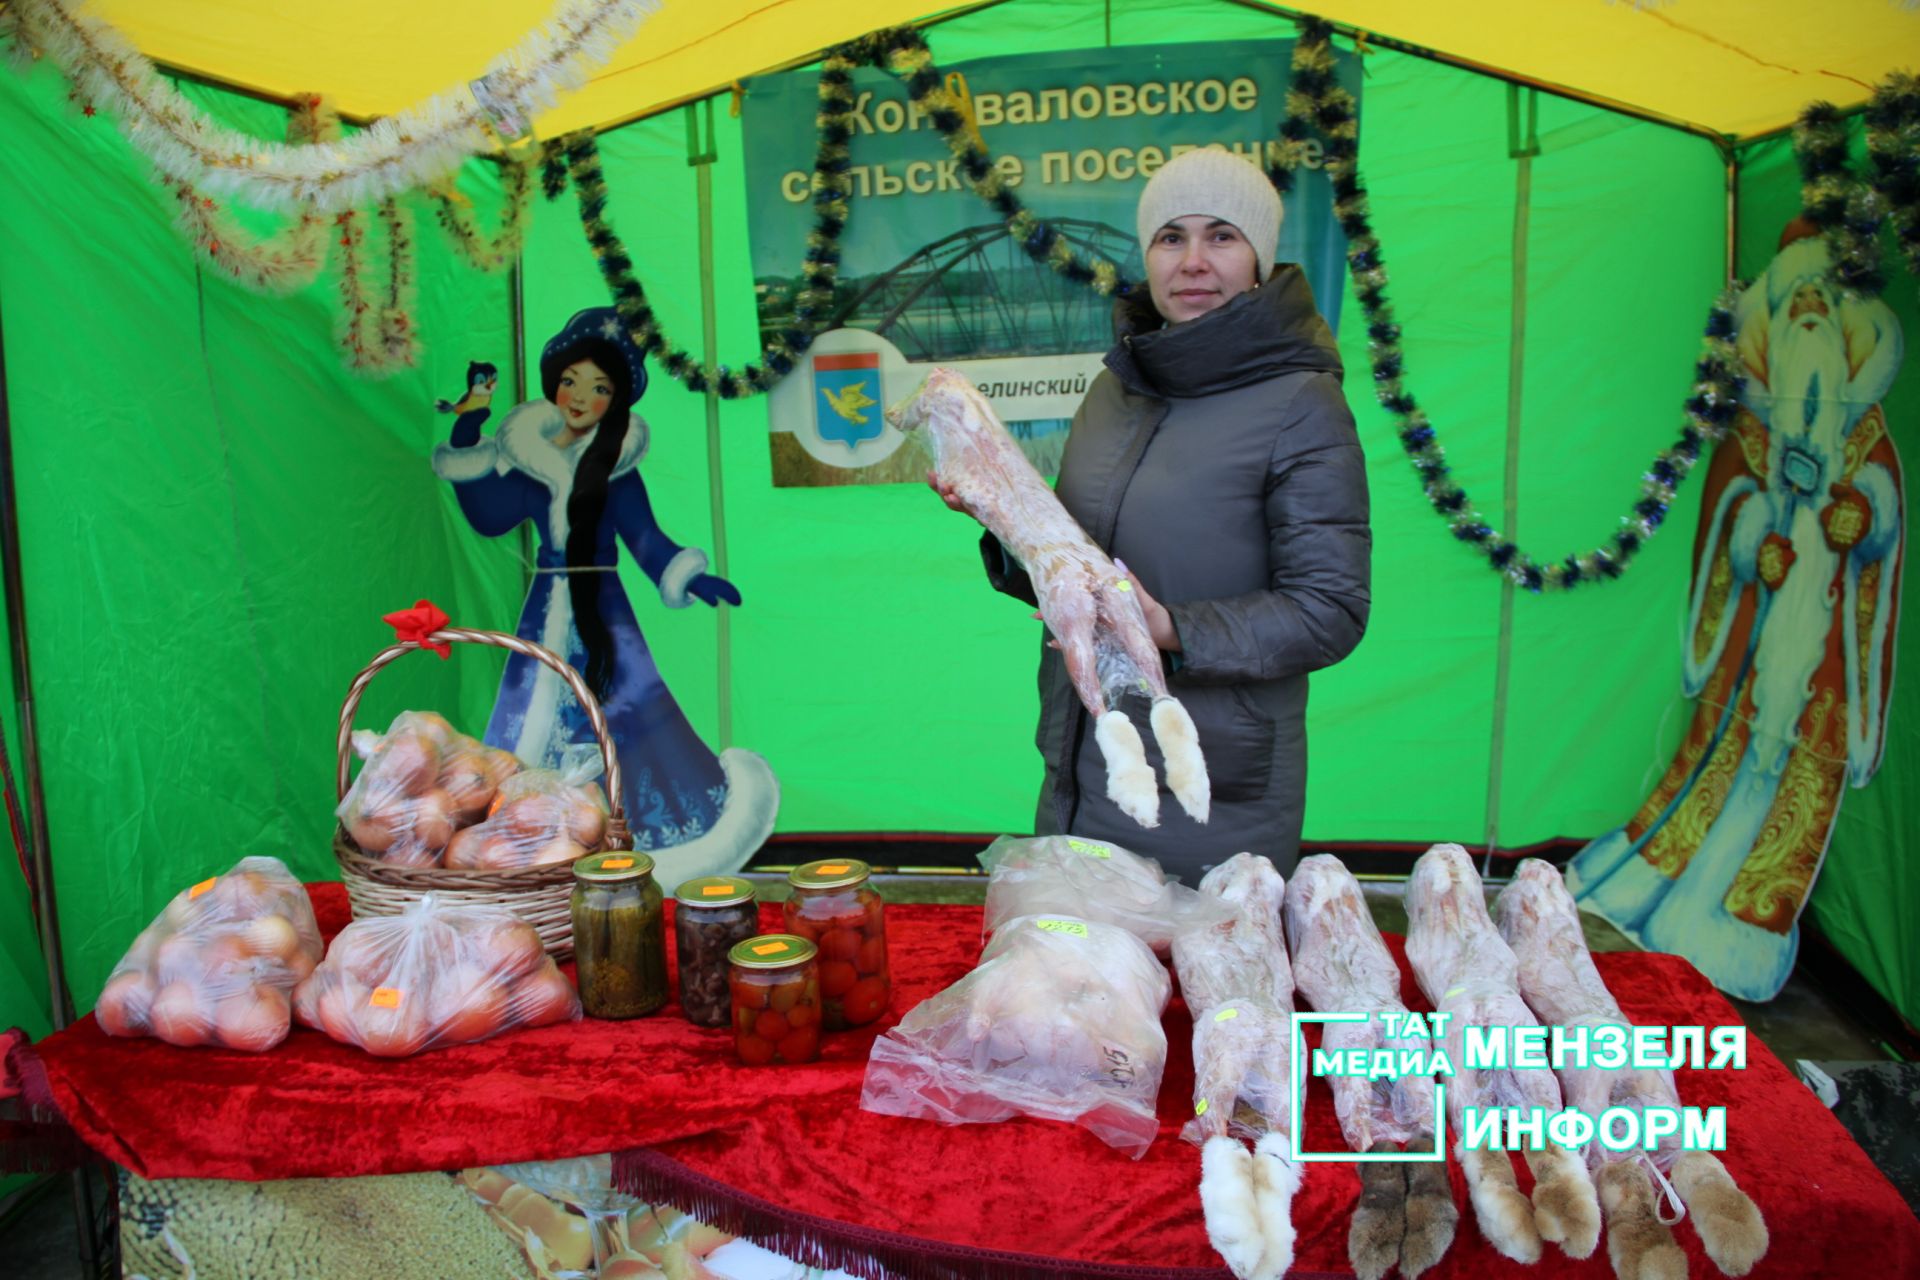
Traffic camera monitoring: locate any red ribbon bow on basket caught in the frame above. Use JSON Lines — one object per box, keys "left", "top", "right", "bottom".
{"left": 383, "top": 600, "right": 451, "bottom": 658}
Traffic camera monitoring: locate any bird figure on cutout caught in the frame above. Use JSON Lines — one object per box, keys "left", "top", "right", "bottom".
{"left": 435, "top": 361, "right": 500, "bottom": 414}
{"left": 822, "top": 382, "right": 878, "bottom": 425}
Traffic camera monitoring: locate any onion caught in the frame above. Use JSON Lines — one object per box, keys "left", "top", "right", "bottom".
{"left": 509, "top": 968, "right": 579, "bottom": 1029}
{"left": 149, "top": 981, "right": 212, "bottom": 1047}
{"left": 212, "top": 985, "right": 290, "bottom": 1052}
{"left": 411, "top": 788, "right": 456, "bottom": 854}
{"left": 96, "top": 971, "right": 156, "bottom": 1037}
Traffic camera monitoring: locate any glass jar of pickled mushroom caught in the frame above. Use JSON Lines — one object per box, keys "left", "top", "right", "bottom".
{"left": 782, "top": 858, "right": 888, "bottom": 1030}
{"left": 570, "top": 851, "right": 667, "bottom": 1019}
{"left": 727, "top": 935, "right": 821, "bottom": 1065}
{"left": 674, "top": 875, "right": 759, "bottom": 1028}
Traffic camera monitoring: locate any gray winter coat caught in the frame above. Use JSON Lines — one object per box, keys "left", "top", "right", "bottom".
{"left": 984, "top": 266, "right": 1371, "bottom": 882}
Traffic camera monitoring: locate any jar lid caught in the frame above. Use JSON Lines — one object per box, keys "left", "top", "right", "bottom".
{"left": 788, "top": 858, "right": 871, "bottom": 890}
{"left": 729, "top": 934, "right": 818, "bottom": 969}
{"left": 574, "top": 851, "right": 654, "bottom": 883}
{"left": 675, "top": 875, "right": 756, "bottom": 907}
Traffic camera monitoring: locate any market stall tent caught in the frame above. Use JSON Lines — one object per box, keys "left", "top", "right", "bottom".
{"left": 1, "top": 0, "right": 1915, "bottom": 1044}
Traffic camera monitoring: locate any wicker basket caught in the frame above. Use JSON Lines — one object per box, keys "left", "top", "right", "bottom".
{"left": 331, "top": 627, "right": 631, "bottom": 959}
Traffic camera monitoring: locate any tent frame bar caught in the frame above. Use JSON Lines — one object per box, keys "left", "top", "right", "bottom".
{"left": 5, "top": 0, "right": 1871, "bottom": 150}
{"left": 1215, "top": 0, "right": 1737, "bottom": 162}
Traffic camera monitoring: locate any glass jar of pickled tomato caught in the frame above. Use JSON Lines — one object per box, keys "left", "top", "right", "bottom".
{"left": 782, "top": 858, "right": 888, "bottom": 1030}
{"left": 727, "top": 934, "right": 821, "bottom": 1066}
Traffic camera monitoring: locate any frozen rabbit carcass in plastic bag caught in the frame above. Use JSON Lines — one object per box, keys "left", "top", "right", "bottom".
{"left": 1406, "top": 844, "right": 1600, "bottom": 1265}
{"left": 1494, "top": 859, "right": 1767, "bottom": 1280}
{"left": 293, "top": 896, "right": 580, "bottom": 1056}
{"left": 888, "top": 367, "right": 1209, "bottom": 830}
{"left": 1171, "top": 854, "right": 1304, "bottom": 1280}
{"left": 1284, "top": 855, "right": 1457, "bottom": 1280}
{"left": 95, "top": 856, "right": 324, "bottom": 1052}
{"left": 861, "top": 914, "right": 1171, "bottom": 1157}
{"left": 980, "top": 834, "right": 1225, "bottom": 955}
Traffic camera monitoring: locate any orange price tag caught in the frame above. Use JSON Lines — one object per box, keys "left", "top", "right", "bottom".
{"left": 188, "top": 877, "right": 217, "bottom": 899}
{"left": 369, "top": 988, "right": 403, "bottom": 1009}
{"left": 751, "top": 941, "right": 787, "bottom": 956}
{"left": 817, "top": 864, "right": 851, "bottom": 875}
{"left": 701, "top": 884, "right": 735, "bottom": 896}
{"left": 602, "top": 857, "right": 635, "bottom": 870}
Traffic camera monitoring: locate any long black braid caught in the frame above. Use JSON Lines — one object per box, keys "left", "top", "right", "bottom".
{"left": 543, "top": 337, "right": 634, "bottom": 702}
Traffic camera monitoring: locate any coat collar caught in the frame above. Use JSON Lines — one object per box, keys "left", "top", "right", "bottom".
{"left": 495, "top": 400, "right": 650, "bottom": 496}
{"left": 1104, "top": 265, "right": 1343, "bottom": 399}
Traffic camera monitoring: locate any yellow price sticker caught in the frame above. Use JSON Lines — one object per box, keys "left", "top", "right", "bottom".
{"left": 1214, "top": 1007, "right": 1240, "bottom": 1023}
{"left": 751, "top": 941, "right": 788, "bottom": 956}
{"left": 701, "top": 884, "right": 736, "bottom": 896}
{"left": 188, "top": 877, "right": 217, "bottom": 900}
{"left": 1114, "top": 579, "right": 1132, "bottom": 592}
{"left": 602, "top": 856, "right": 635, "bottom": 870}
{"left": 1066, "top": 839, "right": 1112, "bottom": 859}
{"left": 1195, "top": 1099, "right": 1210, "bottom": 1116}
{"left": 1035, "top": 920, "right": 1089, "bottom": 937}
{"left": 817, "top": 864, "right": 852, "bottom": 875}
{"left": 369, "top": 988, "right": 403, "bottom": 1009}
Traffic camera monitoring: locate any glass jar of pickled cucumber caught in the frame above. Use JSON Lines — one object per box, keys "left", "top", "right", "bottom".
{"left": 727, "top": 935, "right": 821, "bottom": 1065}
{"left": 782, "top": 859, "right": 888, "bottom": 1030}
{"left": 570, "top": 851, "right": 667, "bottom": 1019}
{"left": 674, "top": 875, "right": 759, "bottom": 1027}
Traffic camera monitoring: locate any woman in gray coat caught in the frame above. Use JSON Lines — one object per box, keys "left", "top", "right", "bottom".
{"left": 936, "top": 147, "right": 1371, "bottom": 881}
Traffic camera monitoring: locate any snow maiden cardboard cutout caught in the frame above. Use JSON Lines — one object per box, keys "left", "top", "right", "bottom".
{"left": 433, "top": 307, "right": 778, "bottom": 879}
{"left": 1567, "top": 229, "right": 1904, "bottom": 1001}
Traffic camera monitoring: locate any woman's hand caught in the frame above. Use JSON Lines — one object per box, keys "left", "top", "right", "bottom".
{"left": 926, "top": 469, "right": 977, "bottom": 519}
{"left": 688, "top": 573, "right": 742, "bottom": 607}
{"left": 1115, "top": 559, "right": 1180, "bottom": 653}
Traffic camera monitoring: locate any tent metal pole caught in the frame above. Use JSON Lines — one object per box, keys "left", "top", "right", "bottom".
{"left": 1725, "top": 151, "right": 1740, "bottom": 285}
{"left": 1483, "top": 85, "right": 1538, "bottom": 875}
{"left": 688, "top": 99, "right": 733, "bottom": 750}
{"left": 509, "top": 255, "right": 534, "bottom": 595}
{"left": 0, "top": 278, "right": 72, "bottom": 1034}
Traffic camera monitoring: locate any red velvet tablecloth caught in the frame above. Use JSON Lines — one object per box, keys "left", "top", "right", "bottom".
{"left": 10, "top": 883, "right": 1918, "bottom": 1279}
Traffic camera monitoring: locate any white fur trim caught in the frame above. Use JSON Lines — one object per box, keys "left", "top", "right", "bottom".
{"left": 1250, "top": 1135, "right": 1302, "bottom": 1280}
{"left": 660, "top": 547, "right": 710, "bottom": 609}
{"left": 514, "top": 579, "right": 576, "bottom": 768}
{"left": 493, "top": 400, "right": 652, "bottom": 545}
{"left": 1152, "top": 697, "right": 1211, "bottom": 825}
{"left": 431, "top": 438, "right": 502, "bottom": 483}
{"left": 644, "top": 748, "right": 780, "bottom": 884}
{"left": 1200, "top": 1135, "right": 1264, "bottom": 1280}
{"left": 1096, "top": 710, "right": 1158, "bottom": 828}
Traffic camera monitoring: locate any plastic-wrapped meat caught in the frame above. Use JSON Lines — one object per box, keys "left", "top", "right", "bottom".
{"left": 1285, "top": 855, "right": 1436, "bottom": 1152}
{"left": 888, "top": 367, "right": 1209, "bottom": 829}
{"left": 980, "top": 834, "right": 1225, "bottom": 956}
{"left": 1284, "top": 854, "right": 1457, "bottom": 1279}
{"left": 1169, "top": 854, "right": 1301, "bottom": 1280}
{"left": 860, "top": 914, "right": 1170, "bottom": 1157}
{"left": 1494, "top": 859, "right": 1768, "bottom": 1279}
{"left": 1405, "top": 844, "right": 1600, "bottom": 1264}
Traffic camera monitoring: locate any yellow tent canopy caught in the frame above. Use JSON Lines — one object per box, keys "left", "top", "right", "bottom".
{"left": 90, "top": 0, "right": 1920, "bottom": 142}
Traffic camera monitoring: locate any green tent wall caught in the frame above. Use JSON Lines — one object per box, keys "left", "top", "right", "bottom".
{"left": 0, "top": 0, "right": 1908, "bottom": 1028}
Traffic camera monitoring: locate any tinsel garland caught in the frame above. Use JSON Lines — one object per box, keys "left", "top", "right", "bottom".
{"left": 1272, "top": 16, "right": 1743, "bottom": 591}
{"left": 170, "top": 93, "right": 334, "bottom": 295}
{"left": 850, "top": 28, "right": 1126, "bottom": 297}
{"left": 1794, "top": 72, "right": 1920, "bottom": 298}
{"left": 0, "top": 0, "right": 655, "bottom": 212}
{"left": 550, "top": 25, "right": 1126, "bottom": 398}
{"left": 334, "top": 198, "right": 419, "bottom": 375}
{"left": 426, "top": 155, "right": 533, "bottom": 274}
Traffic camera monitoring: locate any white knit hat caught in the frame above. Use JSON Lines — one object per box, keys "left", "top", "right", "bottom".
{"left": 1135, "top": 146, "right": 1284, "bottom": 282}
